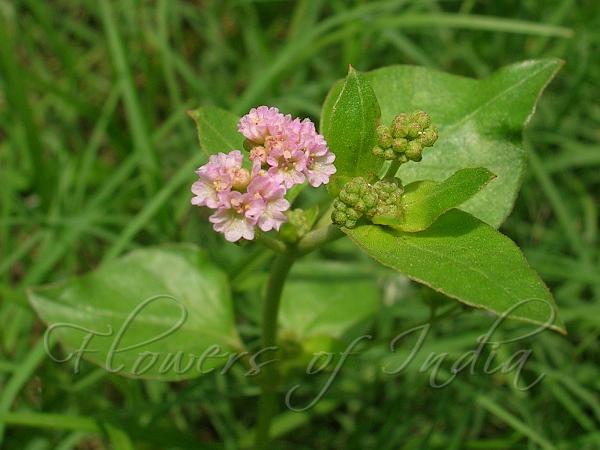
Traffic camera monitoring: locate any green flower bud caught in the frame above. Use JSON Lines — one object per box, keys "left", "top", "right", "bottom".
{"left": 383, "top": 148, "right": 397, "bottom": 160}
{"left": 392, "top": 189, "right": 404, "bottom": 202}
{"left": 289, "top": 208, "right": 307, "bottom": 227}
{"left": 340, "top": 190, "right": 360, "bottom": 206}
{"left": 332, "top": 208, "right": 357, "bottom": 229}
{"left": 413, "top": 110, "right": 431, "bottom": 129}
{"left": 333, "top": 178, "right": 369, "bottom": 228}
{"left": 370, "top": 178, "right": 404, "bottom": 219}
{"left": 337, "top": 190, "right": 350, "bottom": 204}
{"left": 345, "top": 177, "right": 369, "bottom": 194}
{"left": 419, "top": 126, "right": 438, "bottom": 147}
{"left": 363, "top": 192, "right": 378, "bottom": 209}
{"left": 364, "top": 208, "right": 377, "bottom": 219}
{"left": 334, "top": 177, "right": 406, "bottom": 226}
{"left": 392, "top": 114, "right": 409, "bottom": 138}
{"left": 406, "top": 140, "right": 423, "bottom": 161}
{"left": 376, "top": 125, "right": 393, "bottom": 148}
{"left": 332, "top": 209, "right": 348, "bottom": 226}
{"left": 406, "top": 122, "right": 422, "bottom": 139}
{"left": 280, "top": 208, "right": 319, "bottom": 243}
{"left": 373, "top": 178, "right": 400, "bottom": 194}
{"left": 332, "top": 198, "right": 345, "bottom": 210}
{"left": 392, "top": 137, "right": 408, "bottom": 153}
{"left": 385, "top": 108, "right": 438, "bottom": 160}
{"left": 372, "top": 146, "right": 384, "bottom": 158}
{"left": 346, "top": 208, "right": 361, "bottom": 221}
{"left": 374, "top": 203, "right": 400, "bottom": 218}
{"left": 355, "top": 200, "right": 367, "bottom": 212}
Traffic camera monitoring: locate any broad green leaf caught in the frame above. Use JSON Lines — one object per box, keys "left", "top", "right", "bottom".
{"left": 373, "top": 167, "right": 496, "bottom": 232}
{"left": 346, "top": 210, "right": 565, "bottom": 333}
{"left": 279, "top": 261, "right": 380, "bottom": 341}
{"left": 321, "top": 66, "right": 383, "bottom": 197}
{"left": 28, "top": 245, "right": 241, "bottom": 381}
{"left": 322, "top": 59, "right": 562, "bottom": 227}
{"left": 188, "top": 106, "right": 243, "bottom": 156}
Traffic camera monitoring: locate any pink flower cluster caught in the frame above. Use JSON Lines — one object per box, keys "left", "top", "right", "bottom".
{"left": 191, "top": 107, "right": 336, "bottom": 242}
{"left": 238, "top": 106, "right": 336, "bottom": 189}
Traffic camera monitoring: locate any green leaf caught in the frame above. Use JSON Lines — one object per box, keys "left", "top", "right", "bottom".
{"left": 346, "top": 210, "right": 565, "bottom": 333}
{"left": 321, "top": 66, "right": 383, "bottom": 197}
{"left": 28, "top": 245, "right": 240, "bottom": 381}
{"left": 322, "top": 59, "right": 562, "bottom": 227}
{"left": 188, "top": 105, "right": 243, "bottom": 156}
{"left": 373, "top": 167, "right": 496, "bottom": 232}
{"left": 279, "top": 261, "right": 380, "bottom": 341}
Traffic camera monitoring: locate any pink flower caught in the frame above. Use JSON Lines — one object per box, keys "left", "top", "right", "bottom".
{"left": 306, "top": 151, "right": 336, "bottom": 187}
{"left": 247, "top": 174, "right": 289, "bottom": 231}
{"left": 285, "top": 117, "right": 335, "bottom": 186}
{"left": 283, "top": 117, "right": 304, "bottom": 143}
{"left": 239, "top": 108, "right": 336, "bottom": 188}
{"left": 304, "top": 133, "right": 328, "bottom": 156}
{"left": 298, "top": 119, "right": 318, "bottom": 143}
{"left": 238, "top": 106, "right": 285, "bottom": 144}
{"left": 208, "top": 191, "right": 256, "bottom": 242}
{"left": 267, "top": 145, "right": 308, "bottom": 188}
{"left": 303, "top": 134, "right": 336, "bottom": 186}
{"left": 249, "top": 146, "right": 267, "bottom": 167}
{"left": 191, "top": 150, "right": 244, "bottom": 208}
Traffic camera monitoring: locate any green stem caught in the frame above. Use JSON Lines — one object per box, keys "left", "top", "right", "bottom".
{"left": 253, "top": 224, "right": 344, "bottom": 447}
{"left": 385, "top": 159, "right": 402, "bottom": 178}
{"left": 297, "top": 225, "right": 344, "bottom": 256}
{"left": 315, "top": 203, "right": 335, "bottom": 229}
{"left": 254, "top": 253, "right": 295, "bottom": 448}
{"left": 255, "top": 234, "right": 288, "bottom": 254}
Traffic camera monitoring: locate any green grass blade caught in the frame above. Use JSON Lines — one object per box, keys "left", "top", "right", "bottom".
{"left": 99, "top": 0, "right": 159, "bottom": 194}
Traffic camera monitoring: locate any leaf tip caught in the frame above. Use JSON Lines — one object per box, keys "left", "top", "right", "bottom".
{"left": 346, "top": 64, "right": 363, "bottom": 81}
{"left": 187, "top": 109, "right": 200, "bottom": 121}
{"left": 483, "top": 168, "right": 498, "bottom": 182}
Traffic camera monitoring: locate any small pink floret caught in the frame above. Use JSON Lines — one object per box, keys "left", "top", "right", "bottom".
{"left": 238, "top": 106, "right": 285, "bottom": 144}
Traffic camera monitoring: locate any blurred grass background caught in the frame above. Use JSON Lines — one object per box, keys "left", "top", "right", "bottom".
{"left": 1, "top": 0, "right": 599, "bottom": 449}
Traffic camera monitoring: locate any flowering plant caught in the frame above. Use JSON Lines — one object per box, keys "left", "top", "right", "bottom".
{"left": 29, "top": 61, "right": 565, "bottom": 448}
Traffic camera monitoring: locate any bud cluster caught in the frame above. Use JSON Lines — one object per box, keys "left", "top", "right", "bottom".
{"left": 370, "top": 178, "right": 404, "bottom": 218}
{"left": 331, "top": 177, "right": 404, "bottom": 229}
{"left": 372, "top": 110, "right": 438, "bottom": 163}
{"left": 279, "top": 208, "right": 316, "bottom": 243}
